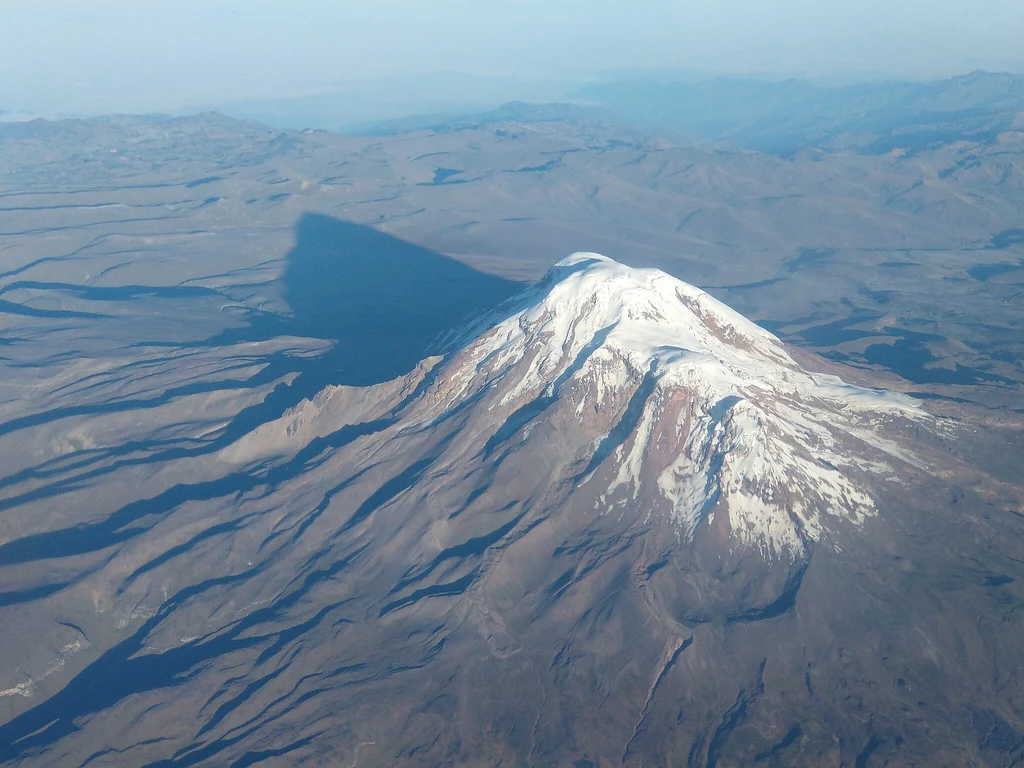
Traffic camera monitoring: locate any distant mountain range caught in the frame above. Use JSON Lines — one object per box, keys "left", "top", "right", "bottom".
{"left": 570, "top": 70, "right": 1024, "bottom": 152}
{"left": 6, "top": 70, "right": 1019, "bottom": 155}
{"left": 202, "top": 70, "right": 1024, "bottom": 154}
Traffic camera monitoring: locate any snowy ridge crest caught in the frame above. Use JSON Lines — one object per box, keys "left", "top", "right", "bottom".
{"left": 429, "top": 253, "right": 928, "bottom": 557}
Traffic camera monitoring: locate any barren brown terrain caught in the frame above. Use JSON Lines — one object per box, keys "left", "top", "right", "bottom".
{"left": 0, "top": 100, "right": 1022, "bottom": 766}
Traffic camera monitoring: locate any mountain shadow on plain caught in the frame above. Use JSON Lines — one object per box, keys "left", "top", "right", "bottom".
{"left": 236, "top": 213, "right": 523, "bottom": 387}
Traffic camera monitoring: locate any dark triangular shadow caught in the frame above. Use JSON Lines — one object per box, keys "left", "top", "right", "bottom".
{"left": 219, "top": 213, "right": 523, "bottom": 387}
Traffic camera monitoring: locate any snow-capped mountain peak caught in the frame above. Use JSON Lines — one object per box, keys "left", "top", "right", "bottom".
{"left": 426, "top": 253, "right": 928, "bottom": 557}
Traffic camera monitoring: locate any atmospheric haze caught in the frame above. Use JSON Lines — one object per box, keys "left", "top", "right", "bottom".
{"left": 2, "top": 0, "right": 1024, "bottom": 116}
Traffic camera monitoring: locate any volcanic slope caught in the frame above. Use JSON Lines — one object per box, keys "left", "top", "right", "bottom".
{"left": 2, "top": 254, "right": 1023, "bottom": 767}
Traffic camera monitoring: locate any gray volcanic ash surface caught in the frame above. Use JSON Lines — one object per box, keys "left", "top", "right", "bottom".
{"left": 1, "top": 252, "right": 1022, "bottom": 767}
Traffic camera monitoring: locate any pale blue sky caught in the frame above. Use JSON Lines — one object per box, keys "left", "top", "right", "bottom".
{"left": 2, "top": 0, "right": 1023, "bottom": 116}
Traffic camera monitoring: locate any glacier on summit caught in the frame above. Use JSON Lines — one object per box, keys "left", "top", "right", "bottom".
{"left": 431, "top": 253, "right": 929, "bottom": 556}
